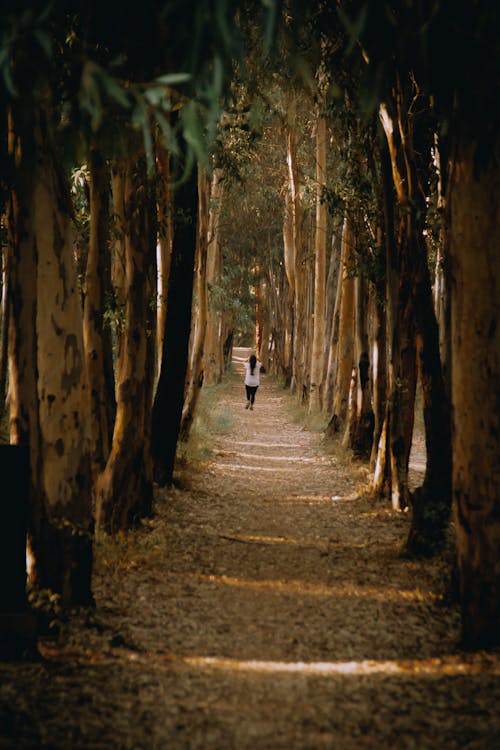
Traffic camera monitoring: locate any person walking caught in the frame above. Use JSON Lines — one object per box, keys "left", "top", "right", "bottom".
{"left": 244, "top": 353, "right": 263, "bottom": 410}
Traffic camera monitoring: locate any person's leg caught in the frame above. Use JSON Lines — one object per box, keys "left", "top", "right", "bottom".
{"left": 245, "top": 385, "right": 251, "bottom": 407}
{"left": 249, "top": 386, "right": 258, "bottom": 408}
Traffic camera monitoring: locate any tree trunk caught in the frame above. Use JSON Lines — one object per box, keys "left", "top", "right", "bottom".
{"left": 370, "top": 283, "right": 387, "bottom": 472}
{"left": 110, "top": 164, "right": 127, "bottom": 397}
{"left": 97, "top": 154, "right": 156, "bottom": 532}
{"left": 152, "top": 161, "right": 198, "bottom": 486}
{"left": 286, "top": 119, "right": 306, "bottom": 399}
{"left": 324, "top": 233, "right": 343, "bottom": 419}
{"left": 204, "top": 169, "right": 224, "bottom": 385}
{"left": 449, "top": 142, "right": 500, "bottom": 648}
{"left": 309, "top": 104, "right": 327, "bottom": 413}
{"left": 180, "top": 168, "right": 210, "bottom": 443}
{"left": 379, "top": 108, "right": 417, "bottom": 511}
{"left": 405, "top": 229, "right": 451, "bottom": 555}
{"left": 83, "top": 148, "right": 115, "bottom": 478}
{"left": 331, "top": 215, "right": 355, "bottom": 430}
{"left": 156, "top": 141, "right": 173, "bottom": 382}
{"left": 346, "top": 271, "right": 374, "bottom": 456}
{"left": 9, "top": 102, "right": 94, "bottom": 604}
{"left": 0, "top": 241, "right": 10, "bottom": 420}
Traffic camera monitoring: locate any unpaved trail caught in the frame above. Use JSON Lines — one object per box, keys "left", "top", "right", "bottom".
{"left": 0, "top": 348, "right": 499, "bottom": 749}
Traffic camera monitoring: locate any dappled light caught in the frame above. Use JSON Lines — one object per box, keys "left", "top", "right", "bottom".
{"left": 1, "top": 0, "right": 499, "bottom": 743}
{"left": 170, "top": 571, "right": 438, "bottom": 602}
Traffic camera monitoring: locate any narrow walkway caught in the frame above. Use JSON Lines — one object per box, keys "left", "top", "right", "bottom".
{"left": 1, "top": 348, "right": 499, "bottom": 749}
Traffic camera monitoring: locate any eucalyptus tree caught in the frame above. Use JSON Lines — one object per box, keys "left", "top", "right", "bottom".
{"left": 290, "top": 0, "right": 499, "bottom": 645}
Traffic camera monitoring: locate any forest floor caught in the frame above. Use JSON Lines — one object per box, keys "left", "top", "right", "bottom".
{"left": 1, "top": 347, "right": 500, "bottom": 749}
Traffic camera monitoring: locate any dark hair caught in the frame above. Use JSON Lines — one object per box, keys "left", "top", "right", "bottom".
{"left": 249, "top": 354, "right": 257, "bottom": 375}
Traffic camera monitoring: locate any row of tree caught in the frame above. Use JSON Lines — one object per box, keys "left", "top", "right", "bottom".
{"left": 0, "top": 1, "right": 498, "bottom": 649}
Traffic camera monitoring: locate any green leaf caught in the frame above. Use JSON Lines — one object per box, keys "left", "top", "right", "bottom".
{"left": 102, "top": 74, "right": 131, "bottom": 110}
{"left": 33, "top": 29, "right": 52, "bottom": 58}
{"left": 3, "top": 63, "right": 18, "bottom": 97}
{"left": 155, "top": 72, "right": 192, "bottom": 86}
{"left": 142, "top": 121, "right": 154, "bottom": 174}
{"left": 155, "top": 111, "right": 180, "bottom": 157}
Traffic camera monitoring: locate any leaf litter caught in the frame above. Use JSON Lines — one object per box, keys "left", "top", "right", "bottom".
{"left": 0, "top": 348, "right": 499, "bottom": 749}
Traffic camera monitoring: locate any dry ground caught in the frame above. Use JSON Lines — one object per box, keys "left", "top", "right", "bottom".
{"left": 0, "top": 347, "right": 499, "bottom": 749}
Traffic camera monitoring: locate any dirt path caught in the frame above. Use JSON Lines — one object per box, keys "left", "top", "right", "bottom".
{"left": 1, "top": 348, "right": 499, "bottom": 749}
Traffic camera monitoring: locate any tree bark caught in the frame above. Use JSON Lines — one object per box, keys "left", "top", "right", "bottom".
{"left": 84, "top": 148, "right": 115, "bottom": 478}
{"left": 156, "top": 141, "right": 173, "bottom": 383}
{"left": 286, "top": 117, "right": 306, "bottom": 399}
{"left": 309, "top": 104, "right": 327, "bottom": 413}
{"left": 331, "top": 215, "right": 355, "bottom": 429}
{"left": 152, "top": 161, "right": 198, "bottom": 486}
{"left": 8, "top": 101, "right": 94, "bottom": 604}
{"left": 204, "top": 169, "right": 224, "bottom": 385}
{"left": 346, "top": 271, "right": 374, "bottom": 456}
{"left": 0, "top": 241, "right": 10, "bottom": 420}
{"left": 97, "top": 154, "right": 156, "bottom": 532}
{"left": 449, "top": 142, "right": 500, "bottom": 648}
{"left": 180, "top": 168, "right": 210, "bottom": 443}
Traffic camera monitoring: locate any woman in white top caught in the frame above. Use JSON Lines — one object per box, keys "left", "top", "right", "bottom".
{"left": 244, "top": 354, "right": 262, "bottom": 410}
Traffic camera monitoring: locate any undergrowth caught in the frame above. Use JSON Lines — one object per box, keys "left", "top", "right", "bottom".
{"left": 176, "top": 371, "right": 237, "bottom": 467}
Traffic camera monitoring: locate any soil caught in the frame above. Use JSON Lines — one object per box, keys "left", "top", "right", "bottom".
{"left": 1, "top": 347, "right": 499, "bottom": 749}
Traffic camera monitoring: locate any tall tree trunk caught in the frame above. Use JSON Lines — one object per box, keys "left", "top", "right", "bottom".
{"left": 330, "top": 215, "right": 355, "bottom": 430}
{"left": 323, "top": 233, "right": 343, "bottom": 419}
{"left": 379, "top": 107, "right": 417, "bottom": 512}
{"left": 97, "top": 154, "right": 156, "bottom": 532}
{"left": 0, "top": 241, "right": 10, "bottom": 420}
{"left": 346, "top": 271, "right": 374, "bottom": 456}
{"left": 204, "top": 169, "right": 224, "bottom": 385}
{"left": 282, "top": 190, "right": 295, "bottom": 387}
{"left": 405, "top": 229, "right": 451, "bottom": 555}
{"left": 286, "top": 118, "right": 306, "bottom": 399}
{"left": 370, "top": 281, "right": 387, "bottom": 472}
{"left": 110, "top": 164, "right": 127, "bottom": 397}
{"left": 156, "top": 141, "right": 173, "bottom": 382}
{"left": 180, "top": 168, "right": 209, "bottom": 442}
{"left": 309, "top": 104, "right": 327, "bottom": 413}
{"left": 84, "top": 148, "right": 115, "bottom": 478}
{"left": 152, "top": 161, "right": 198, "bottom": 486}
{"left": 449, "top": 142, "right": 500, "bottom": 648}
{"left": 257, "top": 277, "right": 271, "bottom": 369}
{"left": 8, "top": 102, "right": 94, "bottom": 604}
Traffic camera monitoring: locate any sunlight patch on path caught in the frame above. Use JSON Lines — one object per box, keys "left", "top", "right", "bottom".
{"left": 172, "top": 571, "right": 437, "bottom": 602}
{"left": 182, "top": 655, "right": 500, "bottom": 677}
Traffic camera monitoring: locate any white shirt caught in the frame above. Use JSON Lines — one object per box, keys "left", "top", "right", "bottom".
{"left": 244, "top": 361, "right": 262, "bottom": 386}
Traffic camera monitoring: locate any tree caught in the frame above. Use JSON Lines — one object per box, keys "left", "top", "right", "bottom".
{"left": 152, "top": 158, "right": 198, "bottom": 486}
{"left": 96, "top": 151, "right": 156, "bottom": 532}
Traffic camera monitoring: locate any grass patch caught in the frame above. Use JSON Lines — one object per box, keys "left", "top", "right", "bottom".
{"left": 176, "top": 373, "right": 236, "bottom": 466}
{"left": 94, "top": 521, "right": 166, "bottom": 575}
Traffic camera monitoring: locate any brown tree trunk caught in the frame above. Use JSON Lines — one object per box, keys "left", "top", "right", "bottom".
{"left": 180, "top": 168, "right": 210, "bottom": 442}
{"left": 405, "top": 229, "right": 451, "bottom": 555}
{"left": 0, "top": 241, "right": 10, "bottom": 420}
{"left": 346, "top": 271, "right": 374, "bottom": 456}
{"left": 286, "top": 119, "right": 306, "bottom": 399}
{"left": 204, "top": 169, "right": 224, "bottom": 384}
{"left": 449, "top": 143, "right": 500, "bottom": 648}
{"left": 324, "top": 232, "right": 343, "bottom": 419}
{"left": 7, "top": 102, "right": 94, "bottom": 604}
{"left": 152, "top": 160, "right": 198, "bottom": 486}
{"left": 379, "top": 106, "right": 417, "bottom": 511}
{"left": 331, "top": 215, "right": 355, "bottom": 430}
{"left": 282, "top": 190, "right": 295, "bottom": 387}
{"left": 84, "top": 148, "right": 115, "bottom": 478}
{"left": 97, "top": 153, "right": 156, "bottom": 532}
{"left": 309, "top": 103, "right": 327, "bottom": 413}
{"left": 370, "top": 283, "right": 387, "bottom": 472}
{"left": 156, "top": 141, "right": 173, "bottom": 382}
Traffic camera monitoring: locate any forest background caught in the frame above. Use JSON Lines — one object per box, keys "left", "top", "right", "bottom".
{"left": 0, "top": 0, "right": 499, "bottom": 653}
